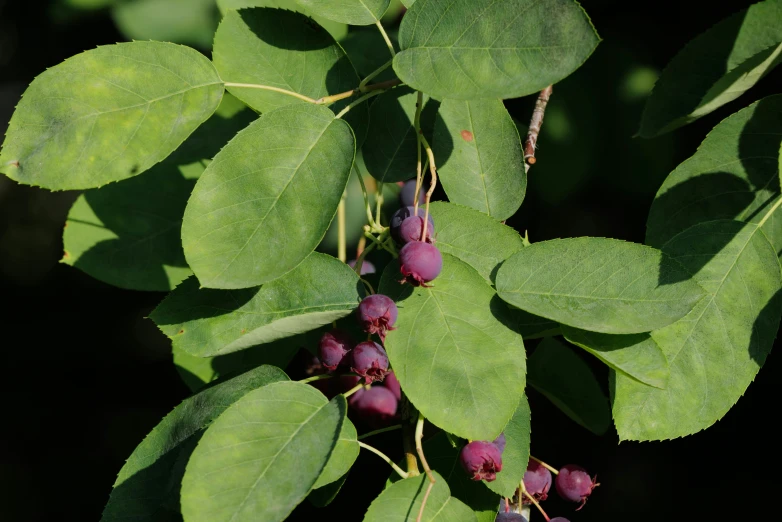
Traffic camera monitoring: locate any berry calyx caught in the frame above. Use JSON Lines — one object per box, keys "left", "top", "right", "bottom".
{"left": 351, "top": 385, "right": 398, "bottom": 425}
{"left": 493, "top": 433, "right": 506, "bottom": 453}
{"left": 399, "top": 241, "right": 443, "bottom": 286}
{"left": 348, "top": 259, "right": 376, "bottom": 275}
{"left": 460, "top": 440, "right": 503, "bottom": 482}
{"left": 391, "top": 206, "right": 434, "bottom": 244}
{"left": 398, "top": 215, "right": 434, "bottom": 244}
{"left": 555, "top": 465, "right": 597, "bottom": 509}
{"left": 317, "top": 329, "right": 354, "bottom": 371}
{"left": 495, "top": 513, "right": 527, "bottom": 522}
{"left": 351, "top": 341, "right": 390, "bottom": 384}
{"left": 357, "top": 294, "right": 398, "bottom": 341}
{"left": 522, "top": 459, "right": 553, "bottom": 503}
{"left": 383, "top": 370, "right": 401, "bottom": 401}
{"left": 399, "top": 179, "right": 425, "bottom": 207}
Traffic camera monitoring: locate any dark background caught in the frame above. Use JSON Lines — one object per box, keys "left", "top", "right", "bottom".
{"left": 0, "top": 0, "right": 779, "bottom": 520}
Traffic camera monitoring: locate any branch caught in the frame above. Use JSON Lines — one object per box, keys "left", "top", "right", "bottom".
{"left": 524, "top": 85, "right": 553, "bottom": 165}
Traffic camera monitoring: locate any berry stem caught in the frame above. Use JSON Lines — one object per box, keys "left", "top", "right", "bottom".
{"left": 375, "top": 20, "right": 396, "bottom": 58}
{"left": 357, "top": 424, "right": 402, "bottom": 440}
{"left": 413, "top": 90, "right": 424, "bottom": 216}
{"left": 353, "top": 242, "right": 376, "bottom": 278}
{"left": 343, "top": 382, "right": 366, "bottom": 399}
{"left": 357, "top": 441, "right": 409, "bottom": 479}
{"left": 337, "top": 196, "right": 347, "bottom": 263}
{"left": 415, "top": 413, "right": 436, "bottom": 483}
{"left": 356, "top": 171, "right": 377, "bottom": 228}
{"left": 299, "top": 374, "right": 334, "bottom": 384}
{"left": 530, "top": 455, "right": 559, "bottom": 475}
{"left": 418, "top": 134, "right": 438, "bottom": 240}
{"left": 223, "top": 82, "right": 318, "bottom": 103}
{"left": 521, "top": 481, "right": 550, "bottom": 522}
{"left": 375, "top": 182, "right": 385, "bottom": 225}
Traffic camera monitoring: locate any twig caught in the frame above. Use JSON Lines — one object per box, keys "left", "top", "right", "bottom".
{"left": 357, "top": 424, "right": 402, "bottom": 440}
{"left": 359, "top": 58, "right": 393, "bottom": 90}
{"left": 337, "top": 196, "right": 346, "bottom": 262}
{"left": 524, "top": 85, "right": 553, "bottom": 165}
{"left": 335, "top": 90, "right": 384, "bottom": 119}
{"left": 418, "top": 134, "right": 438, "bottom": 240}
{"left": 317, "top": 78, "right": 402, "bottom": 105}
{"left": 413, "top": 91, "right": 424, "bottom": 215}
{"left": 375, "top": 20, "right": 396, "bottom": 57}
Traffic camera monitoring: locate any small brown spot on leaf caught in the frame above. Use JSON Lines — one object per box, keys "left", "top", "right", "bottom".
{"left": 241, "top": 329, "right": 247, "bottom": 334}
{"left": 178, "top": 329, "right": 184, "bottom": 334}
{"left": 460, "top": 130, "right": 474, "bottom": 141}
{"left": 62, "top": 250, "right": 70, "bottom": 259}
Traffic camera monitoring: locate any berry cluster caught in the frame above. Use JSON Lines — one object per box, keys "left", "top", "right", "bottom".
{"left": 390, "top": 205, "right": 442, "bottom": 286}
{"left": 492, "top": 459, "right": 598, "bottom": 522}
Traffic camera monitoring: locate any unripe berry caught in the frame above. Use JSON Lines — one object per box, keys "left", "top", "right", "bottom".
{"left": 555, "top": 465, "right": 597, "bottom": 509}
{"left": 522, "top": 459, "right": 552, "bottom": 502}
{"left": 317, "top": 329, "right": 354, "bottom": 371}
{"left": 398, "top": 216, "right": 434, "bottom": 244}
{"left": 459, "top": 440, "right": 503, "bottom": 482}
{"left": 399, "top": 241, "right": 443, "bottom": 286}
{"left": 348, "top": 259, "right": 376, "bottom": 275}
{"left": 351, "top": 341, "right": 390, "bottom": 384}
{"left": 495, "top": 513, "right": 527, "bottom": 522}
{"left": 352, "top": 385, "right": 398, "bottom": 425}
{"left": 357, "top": 294, "right": 398, "bottom": 341}
{"left": 399, "top": 179, "right": 425, "bottom": 207}
{"left": 383, "top": 371, "right": 401, "bottom": 401}
{"left": 391, "top": 206, "right": 434, "bottom": 244}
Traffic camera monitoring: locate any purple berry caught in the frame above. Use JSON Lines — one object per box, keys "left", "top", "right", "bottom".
{"left": 549, "top": 519, "right": 570, "bottom": 522}
{"left": 317, "top": 329, "right": 354, "bottom": 371}
{"left": 391, "top": 206, "right": 434, "bottom": 244}
{"left": 555, "top": 465, "right": 597, "bottom": 509}
{"left": 495, "top": 513, "right": 527, "bottom": 522}
{"left": 522, "top": 459, "right": 552, "bottom": 502}
{"left": 493, "top": 433, "right": 506, "bottom": 453}
{"left": 399, "top": 179, "right": 425, "bottom": 207}
{"left": 357, "top": 294, "right": 398, "bottom": 341}
{"left": 383, "top": 371, "right": 401, "bottom": 401}
{"left": 348, "top": 259, "right": 376, "bottom": 275}
{"left": 351, "top": 341, "right": 390, "bottom": 384}
{"left": 459, "top": 440, "right": 503, "bottom": 482}
{"left": 398, "top": 216, "right": 434, "bottom": 244}
{"left": 352, "top": 385, "right": 398, "bottom": 425}
{"left": 399, "top": 241, "right": 443, "bottom": 286}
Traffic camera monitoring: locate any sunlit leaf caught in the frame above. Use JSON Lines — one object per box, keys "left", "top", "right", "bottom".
{"left": 296, "top": 0, "right": 390, "bottom": 26}
{"left": 0, "top": 42, "right": 223, "bottom": 190}
{"left": 484, "top": 396, "right": 531, "bottom": 498}
{"left": 217, "top": 0, "right": 348, "bottom": 40}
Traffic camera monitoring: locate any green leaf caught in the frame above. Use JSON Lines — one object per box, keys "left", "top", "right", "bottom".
{"left": 212, "top": 8, "right": 368, "bottom": 146}
{"left": 112, "top": 0, "right": 219, "bottom": 49}
{"left": 512, "top": 309, "right": 560, "bottom": 340}
{"left": 101, "top": 365, "right": 288, "bottom": 522}
{"left": 433, "top": 98, "right": 526, "bottom": 220}
{"left": 217, "top": 0, "right": 349, "bottom": 40}
{"left": 380, "top": 254, "right": 526, "bottom": 440}
{"left": 484, "top": 396, "right": 531, "bottom": 499}
{"left": 181, "top": 103, "right": 355, "bottom": 289}
{"left": 393, "top": 0, "right": 600, "bottom": 100}
{"left": 362, "top": 87, "right": 433, "bottom": 183}
{"left": 296, "top": 0, "right": 390, "bottom": 25}
{"left": 427, "top": 202, "right": 525, "bottom": 282}
{"left": 308, "top": 472, "right": 349, "bottom": 507}
{"left": 527, "top": 338, "right": 610, "bottom": 435}
{"left": 401, "top": 0, "right": 415, "bottom": 6}
{"left": 365, "top": 471, "right": 477, "bottom": 522}
{"left": 415, "top": 432, "right": 499, "bottom": 521}
{"left": 613, "top": 219, "right": 782, "bottom": 441}
{"left": 313, "top": 418, "right": 359, "bottom": 488}
{"left": 181, "top": 382, "right": 346, "bottom": 522}
{"left": 0, "top": 41, "right": 223, "bottom": 190}
{"left": 639, "top": 0, "right": 782, "bottom": 137}
{"left": 151, "top": 253, "right": 363, "bottom": 357}
{"left": 495, "top": 237, "right": 706, "bottom": 334}
{"left": 62, "top": 96, "right": 255, "bottom": 292}
{"left": 561, "top": 326, "right": 669, "bottom": 389}
{"left": 646, "top": 95, "right": 782, "bottom": 255}
{"left": 172, "top": 336, "right": 303, "bottom": 392}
